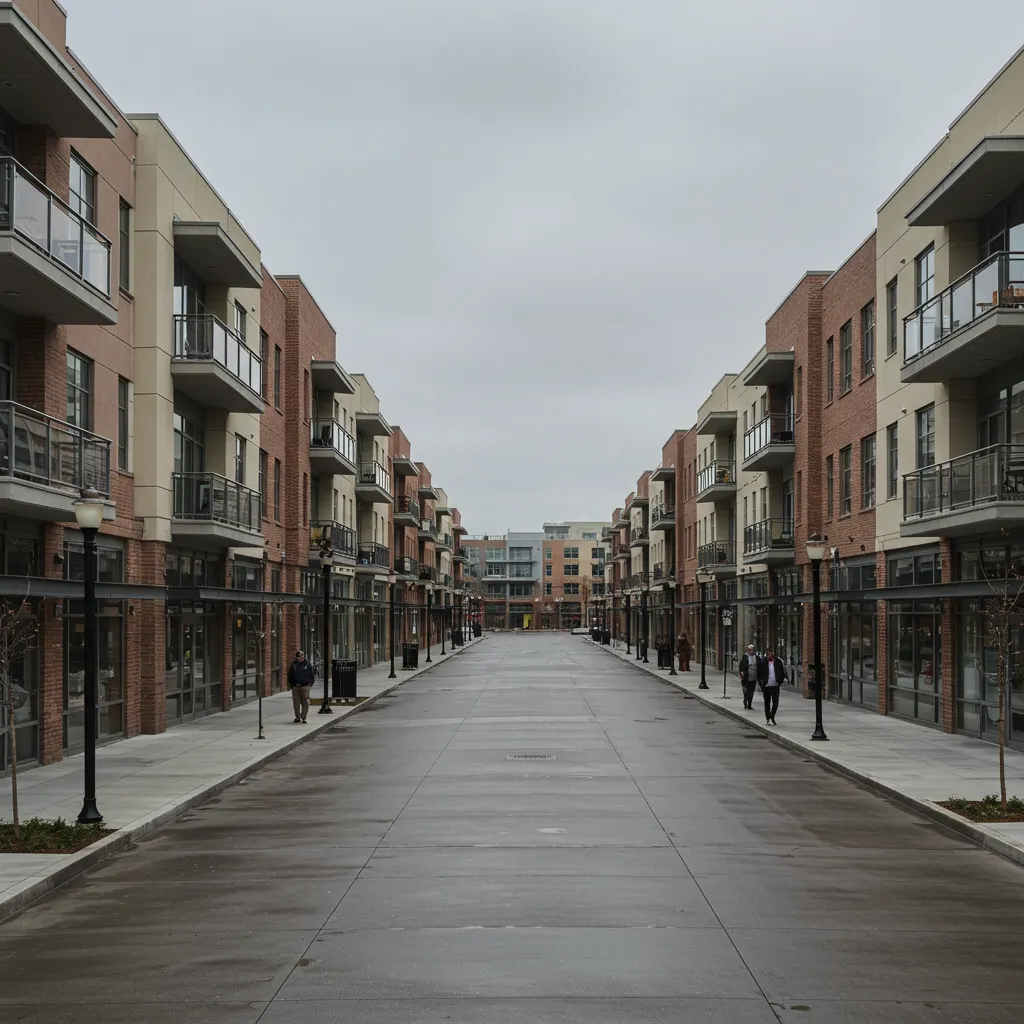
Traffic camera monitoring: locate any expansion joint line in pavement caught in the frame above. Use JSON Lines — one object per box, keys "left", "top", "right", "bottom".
{"left": 254, "top": 638, "right": 506, "bottom": 1023}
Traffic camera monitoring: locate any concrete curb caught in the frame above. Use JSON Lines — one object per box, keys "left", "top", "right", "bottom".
{"left": 0, "top": 635, "right": 485, "bottom": 923}
{"left": 586, "top": 637, "right": 1024, "bottom": 870}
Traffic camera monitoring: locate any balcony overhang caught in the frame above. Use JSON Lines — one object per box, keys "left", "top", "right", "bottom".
{"left": 743, "top": 351, "right": 794, "bottom": 387}
{"left": 742, "top": 546, "right": 794, "bottom": 566}
{"left": 453, "top": 523, "right": 468, "bottom": 534}
{"left": 650, "top": 465, "right": 675, "bottom": 482}
{"left": 172, "top": 222, "right": 261, "bottom": 289}
{"left": 355, "top": 562, "right": 389, "bottom": 576}
{"left": 170, "top": 519, "right": 262, "bottom": 550}
{"left": 170, "top": 360, "right": 264, "bottom": 414}
{"left": 392, "top": 454, "right": 418, "bottom": 477}
{"left": 418, "top": 483, "right": 439, "bottom": 500}
{"left": 0, "top": 237, "right": 117, "bottom": 324}
{"left": 629, "top": 536, "right": 649, "bottom": 548}
{"left": 901, "top": 504, "right": 1024, "bottom": 539}
{"left": 0, "top": 480, "right": 114, "bottom": 523}
{"left": 393, "top": 508, "right": 419, "bottom": 527}
{"left": 901, "top": 308, "right": 1024, "bottom": 384}
{"left": 0, "top": 6, "right": 118, "bottom": 138}
{"left": 308, "top": 445, "right": 356, "bottom": 476}
{"left": 356, "top": 410, "right": 392, "bottom": 437}
{"left": 626, "top": 494, "right": 649, "bottom": 509}
{"left": 696, "top": 481, "right": 737, "bottom": 505}
{"left": 310, "top": 360, "right": 356, "bottom": 395}
{"left": 651, "top": 510, "right": 676, "bottom": 531}
{"left": 696, "top": 409, "right": 738, "bottom": 437}
{"left": 907, "top": 137, "right": 1024, "bottom": 227}
{"left": 742, "top": 444, "right": 795, "bottom": 473}
{"left": 355, "top": 481, "right": 393, "bottom": 505}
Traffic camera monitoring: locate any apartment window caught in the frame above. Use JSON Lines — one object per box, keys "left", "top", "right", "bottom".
{"left": 759, "top": 394, "right": 767, "bottom": 419}
{"left": 887, "top": 423, "right": 899, "bottom": 499}
{"left": 333, "top": 489, "right": 339, "bottom": 521}
{"left": 544, "top": 582, "right": 552, "bottom": 596}
{"left": 545, "top": 547, "right": 552, "bottom": 560}
{"left": 66, "top": 350, "right": 91, "bottom": 429}
{"left": 273, "top": 459, "right": 281, "bottom": 520}
{"left": 862, "top": 434, "right": 876, "bottom": 509}
{"left": 861, "top": 300, "right": 875, "bottom": 377}
{"left": 582, "top": 532, "right": 596, "bottom": 540}
{"left": 796, "top": 366, "right": 802, "bottom": 415}
{"left": 840, "top": 320, "right": 853, "bottom": 394}
{"left": 743, "top": 496, "right": 748, "bottom": 527}
{"left": 117, "top": 377, "right": 129, "bottom": 470}
{"left": 68, "top": 153, "right": 96, "bottom": 225}
{"left": 234, "top": 302, "right": 247, "bottom": 342}
{"left": 916, "top": 404, "right": 935, "bottom": 469}
{"left": 234, "top": 435, "right": 246, "bottom": 484}
{"left": 303, "top": 370, "right": 310, "bottom": 420}
{"left": 564, "top": 546, "right": 579, "bottom": 559}
{"left": 259, "top": 329, "right": 268, "bottom": 398}
{"left": 887, "top": 277, "right": 898, "bottom": 356}
{"left": 592, "top": 562, "right": 603, "bottom": 576}
{"left": 826, "top": 337, "right": 834, "bottom": 402}
{"left": 564, "top": 564, "right": 580, "bottom": 576}
{"left": 563, "top": 582, "right": 580, "bottom": 595}
{"left": 259, "top": 449, "right": 268, "bottom": 518}
{"left": 839, "top": 445, "right": 852, "bottom": 516}
{"left": 760, "top": 487, "right": 767, "bottom": 522}
{"left": 591, "top": 547, "right": 602, "bottom": 559}
{"left": 742, "top": 411, "right": 748, "bottom": 434}
{"left": 915, "top": 246, "right": 935, "bottom": 307}
{"left": 826, "top": 455, "right": 834, "bottom": 519}
{"left": 118, "top": 199, "right": 131, "bottom": 292}
{"left": 273, "top": 346, "right": 281, "bottom": 409}
{"left": 545, "top": 564, "right": 552, "bottom": 577}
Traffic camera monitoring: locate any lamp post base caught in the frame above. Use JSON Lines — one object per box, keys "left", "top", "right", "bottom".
{"left": 77, "top": 799, "right": 103, "bottom": 825}
{"left": 318, "top": 702, "right": 333, "bottom": 715}
{"left": 810, "top": 725, "right": 829, "bottom": 741}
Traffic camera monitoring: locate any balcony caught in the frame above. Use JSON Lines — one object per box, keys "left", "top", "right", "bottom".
{"left": 0, "top": 157, "right": 116, "bottom": 324}
{"left": 356, "top": 461, "right": 392, "bottom": 504}
{"left": 419, "top": 565, "right": 438, "bottom": 583}
{"left": 393, "top": 453, "right": 418, "bottom": 477}
{"left": 0, "top": 402, "right": 113, "bottom": 522}
{"left": 441, "top": 573, "right": 452, "bottom": 589}
{"left": 395, "top": 554, "right": 418, "bottom": 578}
{"left": 436, "top": 532, "right": 454, "bottom": 551}
{"left": 629, "top": 525, "right": 649, "bottom": 546}
{"left": 696, "top": 460, "right": 737, "bottom": 503}
{"left": 613, "top": 547, "right": 630, "bottom": 562}
{"left": 418, "top": 517, "right": 438, "bottom": 541}
{"left": 902, "top": 444, "right": 1024, "bottom": 537}
{"left": 394, "top": 494, "right": 420, "bottom": 527}
{"left": 628, "top": 572, "right": 650, "bottom": 590}
{"left": 696, "top": 408, "right": 737, "bottom": 437}
{"left": 356, "top": 542, "right": 390, "bottom": 573}
{"left": 171, "top": 315, "right": 263, "bottom": 414}
{"left": 309, "top": 521, "right": 356, "bottom": 562}
{"left": 309, "top": 418, "right": 356, "bottom": 475}
{"left": 743, "top": 519, "right": 794, "bottom": 565}
{"left": 698, "top": 541, "right": 737, "bottom": 576}
{"left": 652, "top": 562, "right": 676, "bottom": 584}
{"left": 743, "top": 351, "right": 794, "bottom": 387}
{"left": 651, "top": 503, "right": 676, "bottom": 531}
{"left": 742, "top": 415, "right": 794, "bottom": 472}
{"left": 902, "top": 251, "right": 1024, "bottom": 384}
{"left": 172, "top": 221, "right": 261, "bottom": 289}
{"left": 453, "top": 550, "right": 468, "bottom": 564}
{"left": 355, "top": 410, "right": 392, "bottom": 437}
{"left": 418, "top": 481, "right": 439, "bottom": 501}
{"left": 651, "top": 464, "right": 675, "bottom": 483}
{"left": 309, "top": 360, "right": 356, "bottom": 395}
{"left": 627, "top": 493, "right": 649, "bottom": 510}
{"left": 171, "top": 472, "right": 261, "bottom": 548}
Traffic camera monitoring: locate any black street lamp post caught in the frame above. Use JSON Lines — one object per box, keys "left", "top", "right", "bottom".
{"left": 74, "top": 488, "right": 106, "bottom": 825}
{"left": 667, "top": 578, "right": 677, "bottom": 676}
{"left": 388, "top": 570, "right": 397, "bottom": 679}
{"left": 625, "top": 590, "right": 631, "bottom": 654}
{"left": 641, "top": 579, "right": 650, "bottom": 663}
{"left": 807, "top": 533, "right": 829, "bottom": 741}
{"left": 696, "top": 568, "right": 713, "bottom": 690}
{"left": 441, "top": 596, "right": 447, "bottom": 655}
{"left": 425, "top": 584, "right": 433, "bottom": 663}
{"left": 318, "top": 547, "right": 333, "bottom": 715}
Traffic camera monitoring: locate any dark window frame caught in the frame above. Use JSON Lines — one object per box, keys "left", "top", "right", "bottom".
{"left": 887, "top": 422, "right": 899, "bottom": 500}
{"left": 861, "top": 300, "right": 875, "bottom": 377}
{"left": 887, "top": 277, "right": 898, "bottom": 356}
{"left": 861, "top": 433, "right": 876, "bottom": 509}
{"left": 118, "top": 199, "right": 131, "bottom": 293}
{"left": 840, "top": 320, "right": 853, "bottom": 394}
{"left": 826, "top": 454, "right": 834, "bottom": 519}
{"left": 839, "top": 444, "right": 852, "bottom": 516}
{"left": 258, "top": 449, "right": 268, "bottom": 519}
{"left": 916, "top": 405, "right": 935, "bottom": 469}
{"left": 117, "top": 377, "right": 129, "bottom": 471}
{"left": 826, "top": 337, "right": 834, "bottom": 402}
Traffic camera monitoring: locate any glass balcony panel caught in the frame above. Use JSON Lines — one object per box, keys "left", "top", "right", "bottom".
{"left": 48, "top": 202, "right": 81, "bottom": 274}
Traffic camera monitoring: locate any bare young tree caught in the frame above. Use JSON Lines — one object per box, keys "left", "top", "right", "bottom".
{"left": 0, "top": 592, "right": 39, "bottom": 841}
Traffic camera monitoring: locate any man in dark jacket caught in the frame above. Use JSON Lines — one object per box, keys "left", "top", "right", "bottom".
{"left": 738, "top": 644, "right": 760, "bottom": 709}
{"left": 757, "top": 646, "right": 787, "bottom": 726}
{"left": 287, "top": 650, "right": 315, "bottom": 723}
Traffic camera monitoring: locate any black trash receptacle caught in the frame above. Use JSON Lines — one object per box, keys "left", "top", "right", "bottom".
{"left": 403, "top": 642, "right": 419, "bottom": 670}
{"left": 473, "top": 623, "right": 482, "bottom": 638}
{"left": 332, "top": 659, "right": 357, "bottom": 700}
{"left": 602, "top": 629, "right": 611, "bottom": 645}
{"left": 450, "top": 628, "right": 461, "bottom": 648}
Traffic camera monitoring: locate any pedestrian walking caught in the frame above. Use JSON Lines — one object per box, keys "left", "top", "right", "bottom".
{"left": 738, "top": 644, "right": 759, "bottom": 709}
{"left": 677, "top": 632, "right": 691, "bottom": 672}
{"left": 757, "top": 646, "right": 787, "bottom": 726}
{"left": 287, "top": 649, "right": 315, "bottom": 724}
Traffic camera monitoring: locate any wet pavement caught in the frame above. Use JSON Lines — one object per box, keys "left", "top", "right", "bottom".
{"left": 2, "top": 632, "right": 1024, "bottom": 1022}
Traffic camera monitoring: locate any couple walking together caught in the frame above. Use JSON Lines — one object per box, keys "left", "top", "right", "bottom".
{"left": 738, "top": 644, "right": 787, "bottom": 726}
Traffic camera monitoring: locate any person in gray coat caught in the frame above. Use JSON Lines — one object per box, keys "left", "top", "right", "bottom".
{"left": 738, "top": 644, "right": 760, "bottom": 709}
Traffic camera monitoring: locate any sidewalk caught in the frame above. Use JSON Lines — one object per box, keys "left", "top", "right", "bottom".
{"left": 0, "top": 634, "right": 484, "bottom": 921}
{"left": 591, "top": 637, "right": 1024, "bottom": 868}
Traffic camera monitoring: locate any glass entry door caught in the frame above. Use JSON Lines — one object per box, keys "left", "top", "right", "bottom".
{"left": 166, "top": 606, "right": 215, "bottom": 725}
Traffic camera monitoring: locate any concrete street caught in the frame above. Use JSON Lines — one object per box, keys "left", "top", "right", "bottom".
{"left": 3, "top": 633, "right": 1024, "bottom": 1022}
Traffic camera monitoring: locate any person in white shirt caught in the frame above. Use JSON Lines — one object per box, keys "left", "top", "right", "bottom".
{"left": 757, "top": 646, "right": 787, "bottom": 725}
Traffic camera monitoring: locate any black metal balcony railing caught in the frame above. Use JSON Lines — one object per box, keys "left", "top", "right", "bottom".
{"left": 419, "top": 517, "right": 438, "bottom": 538}
{"left": 172, "top": 314, "right": 262, "bottom": 396}
{"left": 904, "top": 251, "right": 1024, "bottom": 363}
{"left": 358, "top": 461, "right": 391, "bottom": 496}
{"left": 0, "top": 401, "right": 111, "bottom": 498}
{"left": 357, "top": 542, "right": 390, "bottom": 568}
{"left": 419, "top": 565, "right": 438, "bottom": 582}
{"left": 310, "top": 521, "right": 355, "bottom": 558}
{"left": 743, "top": 519, "right": 794, "bottom": 557}
{"left": 0, "top": 156, "right": 111, "bottom": 296}
{"left": 396, "top": 494, "right": 420, "bottom": 519}
{"left": 395, "top": 554, "right": 418, "bottom": 576}
{"left": 630, "top": 526, "right": 648, "bottom": 543}
{"left": 442, "top": 573, "right": 452, "bottom": 588}
{"left": 903, "top": 444, "right": 1024, "bottom": 521}
{"left": 651, "top": 502, "right": 676, "bottom": 524}
{"left": 438, "top": 532, "right": 454, "bottom": 548}
{"left": 743, "top": 416, "right": 794, "bottom": 462}
{"left": 172, "top": 471, "right": 260, "bottom": 531}
{"left": 310, "top": 418, "right": 356, "bottom": 464}
{"left": 696, "top": 460, "right": 736, "bottom": 494}
{"left": 652, "top": 562, "right": 676, "bottom": 582}
{"left": 629, "top": 572, "right": 651, "bottom": 589}
{"left": 698, "top": 541, "right": 736, "bottom": 568}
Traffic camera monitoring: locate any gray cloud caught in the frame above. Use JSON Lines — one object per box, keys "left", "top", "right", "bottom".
{"left": 70, "top": 0, "right": 1022, "bottom": 531}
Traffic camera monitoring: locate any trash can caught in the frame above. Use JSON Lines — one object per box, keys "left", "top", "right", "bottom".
{"left": 332, "top": 659, "right": 358, "bottom": 700}
{"left": 602, "top": 629, "right": 611, "bottom": 645}
{"left": 403, "top": 643, "right": 419, "bottom": 670}
{"left": 450, "top": 628, "right": 461, "bottom": 648}
{"left": 473, "top": 623, "right": 482, "bottom": 638}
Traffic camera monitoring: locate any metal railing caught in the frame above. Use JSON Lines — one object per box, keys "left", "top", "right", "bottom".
{"left": 358, "top": 460, "right": 391, "bottom": 496}
{"left": 171, "top": 471, "right": 260, "bottom": 531}
{"left": 651, "top": 502, "right": 676, "bottom": 524}
{"left": 356, "top": 542, "right": 390, "bottom": 568}
{"left": 395, "top": 494, "right": 420, "bottom": 519}
{"left": 903, "top": 444, "right": 1024, "bottom": 521}
{"left": 309, "top": 418, "right": 356, "bottom": 464}
{"left": 743, "top": 518, "right": 794, "bottom": 557}
{"left": 698, "top": 541, "right": 736, "bottom": 568}
{"left": 438, "top": 532, "right": 454, "bottom": 548}
{"left": 743, "top": 415, "right": 794, "bottom": 461}
{"left": 0, "top": 156, "right": 111, "bottom": 296}
{"left": 629, "top": 572, "right": 651, "bottom": 588}
{"left": 630, "top": 525, "right": 648, "bottom": 543}
{"left": 904, "top": 251, "right": 1024, "bottom": 363}
{"left": 172, "top": 315, "right": 261, "bottom": 396}
{"left": 310, "top": 521, "right": 355, "bottom": 558}
{"left": 697, "top": 460, "right": 736, "bottom": 494}
{"left": 395, "top": 554, "right": 418, "bottom": 576}
{"left": 419, "top": 565, "right": 438, "bottom": 582}
{"left": 442, "top": 573, "right": 452, "bottom": 588}
{"left": 652, "top": 562, "right": 676, "bottom": 582}
{"left": 419, "top": 517, "right": 438, "bottom": 538}
{"left": 0, "top": 401, "right": 110, "bottom": 497}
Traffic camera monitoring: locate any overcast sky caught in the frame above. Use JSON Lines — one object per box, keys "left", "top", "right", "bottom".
{"left": 70, "top": 1, "right": 1020, "bottom": 534}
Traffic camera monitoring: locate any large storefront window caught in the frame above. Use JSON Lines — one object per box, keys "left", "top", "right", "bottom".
{"left": 232, "top": 603, "right": 262, "bottom": 703}
{"left": 166, "top": 601, "right": 222, "bottom": 724}
{"left": 0, "top": 602, "right": 39, "bottom": 770}
{"left": 829, "top": 602, "right": 877, "bottom": 707}
{"left": 887, "top": 601, "right": 941, "bottom": 724}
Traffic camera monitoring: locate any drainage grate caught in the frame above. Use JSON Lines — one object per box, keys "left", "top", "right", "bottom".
{"left": 507, "top": 754, "right": 556, "bottom": 761}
